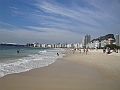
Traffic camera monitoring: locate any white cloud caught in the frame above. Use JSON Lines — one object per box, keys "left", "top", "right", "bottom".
{"left": 8, "top": 6, "right": 18, "bottom": 10}
{"left": 0, "top": 21, "right": 16, "bottom": 27}
{"left": 29, "top": 0, "right": 120, "bottom": 33}
{"left": 0, "top": 26, "right": 82, "bottom": 44}
{"left": 0, "top": 0, "right": 120, "bottom": 44}
{"left": 34, "top": 0, "right": 100, "bottom": 26}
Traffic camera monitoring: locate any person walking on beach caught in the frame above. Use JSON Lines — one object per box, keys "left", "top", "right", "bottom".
{"left": 79, "top": 49, "right": 81, "bottom": 53}
{"left": 72, "top": 48, "right": 76, "bottom": 54}
{"left": 85, "top": 48, "right": 88, "bottom": 55}
{"left": 103, "top": 48, "right": 106, "bottom": 53}
{"left": 83, "top": 48, "right": 85, "bottom": 54}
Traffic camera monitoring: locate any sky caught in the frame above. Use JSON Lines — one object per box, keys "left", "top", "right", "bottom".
{"left": 0, "top": 0, "right": 120, "bottom": 44}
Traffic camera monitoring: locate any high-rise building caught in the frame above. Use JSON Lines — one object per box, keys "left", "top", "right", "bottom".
{"left": 116, "top": 34, "right": 120, "bottom": 46}
{"left": 82, "top": 34, "right": 91, "bottom": 48}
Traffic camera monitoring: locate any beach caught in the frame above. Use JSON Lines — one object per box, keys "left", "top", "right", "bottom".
{"left": 0, "top": 49, "right": 120, "bottom": 90}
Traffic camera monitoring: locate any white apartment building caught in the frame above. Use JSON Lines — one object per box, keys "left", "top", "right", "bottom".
{"left": 94, "top": 40, "right": 101, "bottom": 48}
{"left": 41, "top": 44, "right": 47, "bottom": 48}
{"left": 86, "top": 41, "right": 100, "bottom": 49}
{"left": 67, "top": 43, "right": 74, "bottom": 48}
{"left": 73, "top": 43, "right": 79, "bottom": 48}
{"left": 79, "top": 43, "right": 83, "bottom": 48}
{"left": 59, "top": 43, "right": 67, "bottom": 48}
{"left": 82, "top": 34, "right": 91, "bottom": 48}
{"left": 87, "top": 39, "right": 111, "bottom": 48}
{"left": 47, "top": 44, "right": 52, "bottom": 48}
{"left": 116, "top": 34, "right": 120, "bottom": 46}
{"left": 101, "top": 40, "right": 109, "bottom": 47}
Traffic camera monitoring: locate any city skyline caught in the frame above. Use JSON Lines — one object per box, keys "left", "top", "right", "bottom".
{"left": 0, "top": 0, "right": 120, "bottom": 44}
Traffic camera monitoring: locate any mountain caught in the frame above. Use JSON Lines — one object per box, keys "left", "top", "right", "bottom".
{"left": 91, "top": 34, "right": 115, "bottom": 42}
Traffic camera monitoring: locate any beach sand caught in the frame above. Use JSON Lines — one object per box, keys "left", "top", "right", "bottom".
{"left": 0, "top": 49, "right": 120, "bottom": 90}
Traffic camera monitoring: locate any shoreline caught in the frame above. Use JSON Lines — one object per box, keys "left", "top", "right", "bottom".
{"left": 0, "top": 49, "right": 120, "bottom": 90}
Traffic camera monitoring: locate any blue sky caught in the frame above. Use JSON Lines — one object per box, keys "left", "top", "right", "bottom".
{"left": 0, "top": 0, "right": 120, "bottom": 44}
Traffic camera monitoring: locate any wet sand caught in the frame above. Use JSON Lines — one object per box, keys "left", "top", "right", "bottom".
{"left": 0, "top": 49, "right": 120, "bottom": 90}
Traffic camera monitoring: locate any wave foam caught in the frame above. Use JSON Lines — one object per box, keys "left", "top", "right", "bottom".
{"left": 0, "top": 48, "right": 66, "bottom": 77}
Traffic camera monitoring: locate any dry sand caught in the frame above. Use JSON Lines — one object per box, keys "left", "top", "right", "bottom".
{"left": 65, "top": 49, "right": 120, "bottom": 81}
{"left": 0, "top": 49, "right": 120, "bottom": 90}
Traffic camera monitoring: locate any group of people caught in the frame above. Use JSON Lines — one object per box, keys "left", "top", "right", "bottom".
{"left": 103, "top": 48, "right": 110, "bottom": 54}
{"left": 70, "top": 48, "right": 89, "bottom": 55}
{"left": 83, "top": 48, "right": 89, "bottom": 55}
{"left": 103, "top": 48, "right": 119, "bottom": 54}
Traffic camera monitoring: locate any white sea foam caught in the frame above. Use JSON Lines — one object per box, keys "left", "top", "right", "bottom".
{"left": 0, "top": 48, "right": 66, "bottom": 77}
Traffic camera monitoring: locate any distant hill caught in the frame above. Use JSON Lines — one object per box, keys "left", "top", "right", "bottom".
{"left": 91, "top": 34, "right": 115, "bottom": 42}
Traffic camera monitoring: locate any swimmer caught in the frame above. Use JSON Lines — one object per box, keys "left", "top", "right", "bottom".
{"left": 17, "top": 49, "right": 20, "bottom": 53}
{"left": 57, "top": 53, "right": 59, "bottom": 56}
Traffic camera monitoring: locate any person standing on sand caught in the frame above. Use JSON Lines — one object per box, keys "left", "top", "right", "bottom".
{"left": 72, "top": 48, "right": 76, "bottom": 54}
{"left": 79, "top": 49, "right": 81, "bottom": 53}
{"left": 86, "top": 48, "right": 88, "bottom": 55}
{"left": 103, "top": 48, "right": 106, "bottom": 53}
{"left": 83, "top": 48, "right": 85, "bottom": 54}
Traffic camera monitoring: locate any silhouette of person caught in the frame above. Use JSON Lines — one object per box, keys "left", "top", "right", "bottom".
{"left": 57, "top": 53, "right": 59, "bottom": 56}
{"left": 17, "top": 49, "right": 20, "bottom": 53}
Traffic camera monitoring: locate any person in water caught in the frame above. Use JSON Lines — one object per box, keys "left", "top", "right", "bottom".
{"left": 57, "top": 53, "right": 59, "bottom": 56}
{"left": 17, "top": 49, "right": 20, "bottom": 53}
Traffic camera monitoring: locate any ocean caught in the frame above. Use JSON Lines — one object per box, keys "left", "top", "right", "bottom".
{"left": 0, "top": 45, "right": 66, "bottom": 77}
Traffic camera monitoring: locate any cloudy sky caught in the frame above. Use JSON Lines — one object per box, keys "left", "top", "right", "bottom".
{"left": 0, "top": 0, "right": 120, "bottom": 44}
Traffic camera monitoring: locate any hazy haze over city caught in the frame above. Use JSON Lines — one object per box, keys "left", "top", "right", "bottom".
{"left": 0, "top": 0, "right": 120, "bottom": 44}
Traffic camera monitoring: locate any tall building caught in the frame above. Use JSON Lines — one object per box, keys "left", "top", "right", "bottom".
{"left": 82, "top": 34, "right": 91, "bottom": 48}
{"left": 116, "top": 34, "right": 120, "bottom": 46}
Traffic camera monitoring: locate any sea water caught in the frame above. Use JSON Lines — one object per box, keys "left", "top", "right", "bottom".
{"left": 0, "top": 45, "right": 66, "bottom": 77}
